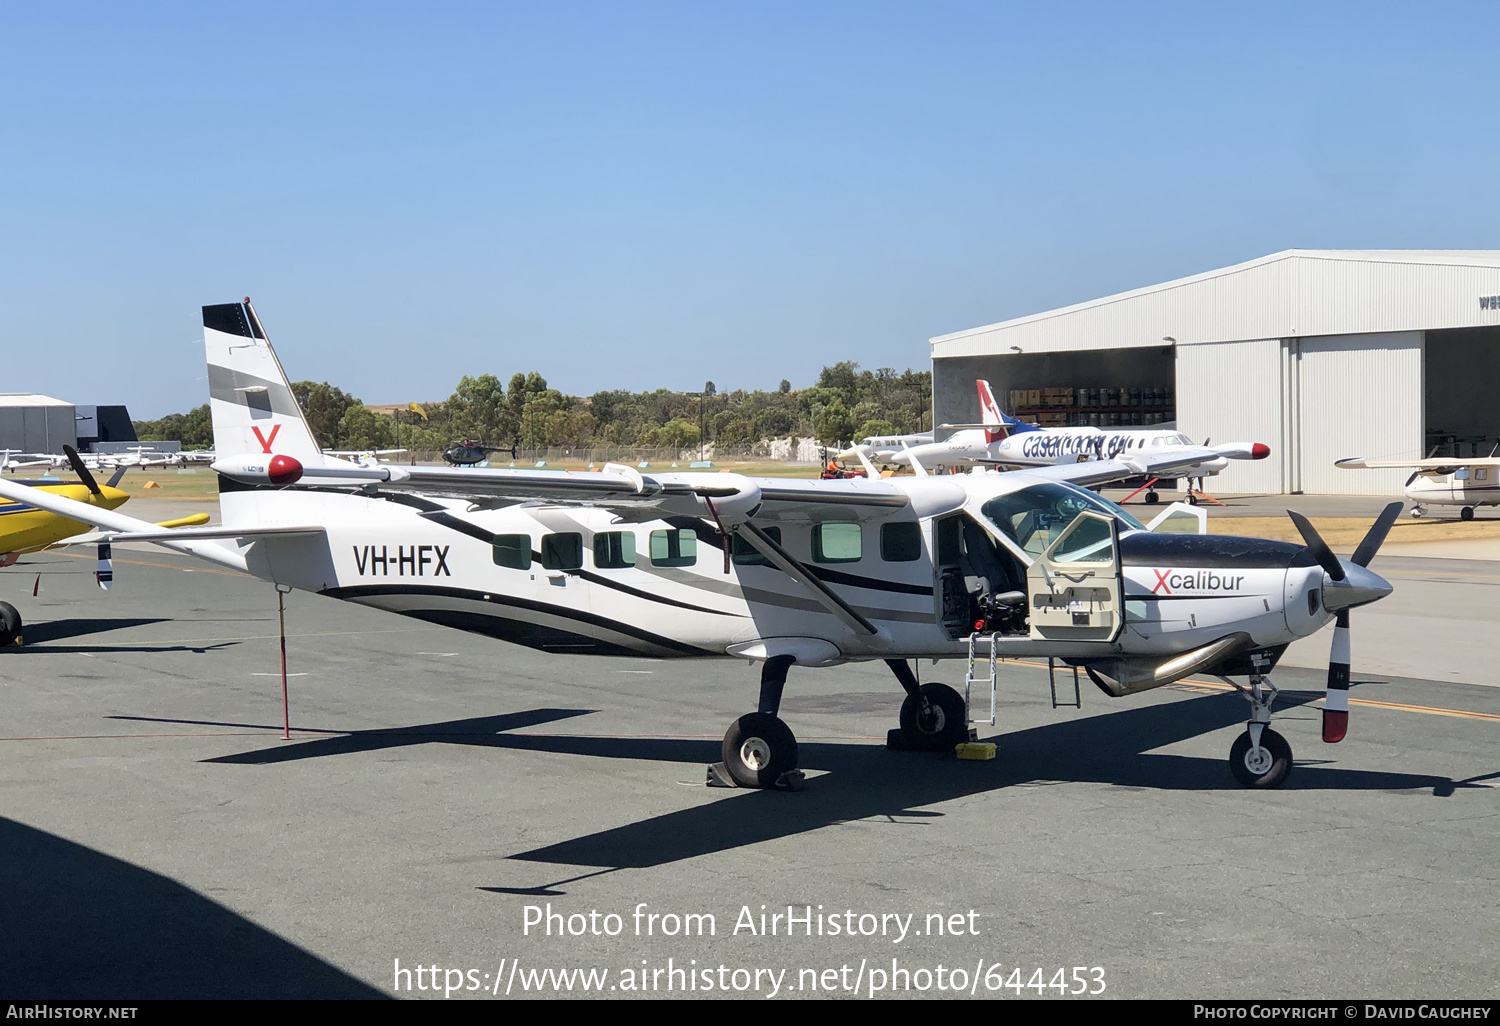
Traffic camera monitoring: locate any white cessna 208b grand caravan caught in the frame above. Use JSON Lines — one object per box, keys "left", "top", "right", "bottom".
{"left": 0, "top": 301, "right": 1402, "bottom": 791}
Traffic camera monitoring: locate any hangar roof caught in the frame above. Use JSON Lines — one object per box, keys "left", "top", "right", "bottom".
{"left": 930, "top": 249, "right": 1500, "bottom": 359}
{"left": 0, "top": 394, "right": 72, "bottom": 407}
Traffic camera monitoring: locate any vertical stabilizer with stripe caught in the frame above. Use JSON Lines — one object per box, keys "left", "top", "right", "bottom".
{"left": 204, "top": 300, "right": 321, "bottom": 462}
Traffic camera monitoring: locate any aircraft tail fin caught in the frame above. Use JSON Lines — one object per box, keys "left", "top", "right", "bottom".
{"left": 976, "top": 379, "right": 1037, "bottom": 442}
{"left": 204, "top": 299, "right": 322, "bottom": 461}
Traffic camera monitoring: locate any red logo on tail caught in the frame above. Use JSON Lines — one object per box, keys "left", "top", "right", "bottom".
{"left": 251, "top": 424, "right": 281, "bottom": 454}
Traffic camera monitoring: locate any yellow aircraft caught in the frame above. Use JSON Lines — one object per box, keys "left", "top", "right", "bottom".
{"left": 0, "top": 446, "right": 207, "bottom": 646}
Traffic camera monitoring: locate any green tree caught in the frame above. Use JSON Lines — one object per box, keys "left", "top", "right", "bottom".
{"left": 814, "top": 399, "right": 854, "bottom": 445}
{"left": 337, "top": 405, "right": 396, "bottom": 450}
{"left": 854, "top": 418, "right": 898, "bottom": 441}
{"left": 291, "top": 381, "right": 361, "bottom": 449}
{"left": 643, "top": 418, "right": 700, "bottom": 450}
{"left": 447, "top": 373, "right": 510, "bottom": 441}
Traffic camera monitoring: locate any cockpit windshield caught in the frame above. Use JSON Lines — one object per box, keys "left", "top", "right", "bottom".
{"left": 979, "top": 482, "right": 1145, "bottom": 557}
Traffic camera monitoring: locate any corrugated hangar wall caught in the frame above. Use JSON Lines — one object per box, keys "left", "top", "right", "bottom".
{"left": 1297, "top": 332, "right": 1422, "bottom": 495}
{"left": 1176, "top": 332, "right": 1422, "bottom": 496}
{"left": 1175, "top": 340, "right": 1284, "bottom": 494}
{"left": 0, "top": 403, "right": 76, "bottom": 454}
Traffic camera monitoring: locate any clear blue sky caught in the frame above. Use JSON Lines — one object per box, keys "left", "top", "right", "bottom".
{"left": 2, "top": 1, "right": 1496, "bottom": 417}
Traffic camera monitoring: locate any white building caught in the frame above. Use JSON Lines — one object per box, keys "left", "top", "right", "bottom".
{"left": 0, "top": 394, "right": 77, "bottom": 455}
{"left": 929, "top": 250, "right": 1500, "bottom": 495}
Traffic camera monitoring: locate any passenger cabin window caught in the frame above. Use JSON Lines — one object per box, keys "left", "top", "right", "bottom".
{"left": 880, "top": 521, "right": 922, "bottom": 562}
{"left": 731, "top": 527, "right": 780, "bottom": 566}
{"left": 541, "top": 532, "right": 583, "bottom": 570}
{"left": 594, "top": 531, "right": 635, "bottom": 568}
{"left": 812, "top": 522, "right": 862, "bottom": 563}
{"left": 650, "top": 528, "right": 697, "bottom": 567}
{"left": 492, "top": 534, "right": 532, "bottom": 570}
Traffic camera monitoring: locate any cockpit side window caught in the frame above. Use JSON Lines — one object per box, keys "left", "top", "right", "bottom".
{"left": 979, "top": 483, "right": 1142, "bottom": 558}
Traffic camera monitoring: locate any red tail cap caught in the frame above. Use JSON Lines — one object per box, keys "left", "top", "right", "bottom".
{"left": 1251, "top": 443, "right": 1271, "bottom": 460}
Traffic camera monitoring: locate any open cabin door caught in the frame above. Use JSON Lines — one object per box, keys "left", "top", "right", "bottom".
{"left": 1026, "top": 510, "right": 1123, "bottom": 642}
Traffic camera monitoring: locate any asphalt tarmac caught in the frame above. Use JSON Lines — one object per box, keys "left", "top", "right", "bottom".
{"left": 2, "top": 545, "right": 1497, "bottom": 1000}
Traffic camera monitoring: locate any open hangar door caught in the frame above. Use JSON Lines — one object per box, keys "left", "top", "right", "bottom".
{"left": 1425, "top": 326, "right": 1500, "bottom": 459}
{"left": 932, "top": 346, "right": 1176, "bottom": 431}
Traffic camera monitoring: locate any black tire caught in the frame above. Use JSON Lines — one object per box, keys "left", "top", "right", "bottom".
{"left": 0, "top": 601, "right": 20, "bottom": 647}
{"left": 898, "top": 682, "right": 970, "bottom": 752}
{"left": 1144, "top": 491, "right": 1160, "bottom": 505}
{"left": 722, "top": 713, "right": 798, "bottom": 789}
{"left": 1461, "top": 506, "right": 1475, "bottom": 522}
{"left": 1229, "top": 728, "right": 1293, "bottom": 788}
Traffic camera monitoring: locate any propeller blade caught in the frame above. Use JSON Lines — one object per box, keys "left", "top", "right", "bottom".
{"left": 1323, "top": 610, "right": 1351, "bottom": 742}
{"left": 1287, "top": 510, "right": 1344, "bottom": 581}
{"left": 105, "top": 465, "right": 128, "bottom": 489}
{"left": 63, "top": 445, "right": 103, "bottom": 498}
{"left": 1351, "top": 500, "right": 1404, "bottom": 567}
{"left": 96, "top": 541, "right": 113, "bottom": 591}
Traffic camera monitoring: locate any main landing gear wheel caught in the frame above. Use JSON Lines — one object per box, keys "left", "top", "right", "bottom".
{"left": 1229, "top": 728, "right": 1292, "bottom": 788}
{"left": 1461, "top": 506, "right": 1476, "bottom": 522}
{"left": 1144, "top": 491, "right": 1160, "bottom": 505}
{"left": 722, "top": 713, "right": 798, "bottom": 789}
{"left": 898, "top": 682, "right": 970, "bottom": 752}
{"left": 0, "top": 601, "right": 20, "bottom": 647}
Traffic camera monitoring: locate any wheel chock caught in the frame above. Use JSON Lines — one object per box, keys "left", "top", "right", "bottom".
{"left": 956, "top": 742, "right": 997, "bottom": 761}
{"left": 776, "top": 769, "right": 806, "bottom": 792}
{"left": 706, "top": 762, "right": 738, "bottom": 788}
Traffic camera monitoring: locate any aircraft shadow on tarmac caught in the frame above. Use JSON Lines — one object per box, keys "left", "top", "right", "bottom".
{"left": 8, "top": 617, "right": 241, "bottom": 654}
{"left": 113, "top": 691, "right": 1480, "bottom": 894}
{"left": 480, "top": 691, "right": 1476, "bottom": 889}
{"left": 0, "top": 816, "right": 385, "bottom": 999}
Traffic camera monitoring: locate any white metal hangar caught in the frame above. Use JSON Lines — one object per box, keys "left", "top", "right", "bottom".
{"left": 929, "top": 250, "right": 1500, "bottom": 495}
{"left": 0, "top": 394, "right": 77, "bottom": 455}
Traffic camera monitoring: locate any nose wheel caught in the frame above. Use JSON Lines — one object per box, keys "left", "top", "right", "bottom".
{"left": 1223, "top": 671, "right": 1293, "bottom": 789}
{"left": 1230, "top": 728, "right": 1292, "bottom": 787}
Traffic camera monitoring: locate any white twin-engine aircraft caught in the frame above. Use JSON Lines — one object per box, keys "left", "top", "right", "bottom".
{"left": 0, "top": 300, "right": 1401, "bottom": 792}
{"left": 852, "top": 381, "right": 1270, "bottom": 499}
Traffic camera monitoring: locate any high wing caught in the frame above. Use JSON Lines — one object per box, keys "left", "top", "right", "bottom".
{"left": 289, "top": 460, "right": 916, "bottom": 526}
{"left": 1006, "top": 446, "right": 1234, "bottom": 489}
{"left": 1337, "top": 457, "right": 1500, "bottom": 472}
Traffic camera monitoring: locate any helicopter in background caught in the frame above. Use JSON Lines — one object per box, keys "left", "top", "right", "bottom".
{"left": 442, "top": 439, "right": 521, "bottom": 467}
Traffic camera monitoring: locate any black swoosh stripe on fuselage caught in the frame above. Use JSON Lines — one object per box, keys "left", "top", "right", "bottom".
{"left": 321, "top": 584, "right": 717, "bottom": 657}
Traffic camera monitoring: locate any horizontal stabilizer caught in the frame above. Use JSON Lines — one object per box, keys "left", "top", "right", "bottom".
{"left": 101, "top": 524, "right": 326, "bottom": 543}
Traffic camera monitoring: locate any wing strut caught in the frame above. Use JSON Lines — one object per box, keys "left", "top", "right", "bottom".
{"left": 734, "top": 523, "right": 878, "bottom": 636}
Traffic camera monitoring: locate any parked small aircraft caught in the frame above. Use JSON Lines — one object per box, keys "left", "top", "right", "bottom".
{"left": 849, "top": 381, "right": 1270, "bottom": 503}
{"left": 0, "top": 300, "right": 1401, "bottom": 791}
{"left": 0, "top": 446, "right": 207, "bottom": 645}
{"left": 1336, "top": 455, "right": 1499, "bottom": 520}
{"left": 323, "top": 448, "right": 407, "bottom": 469}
